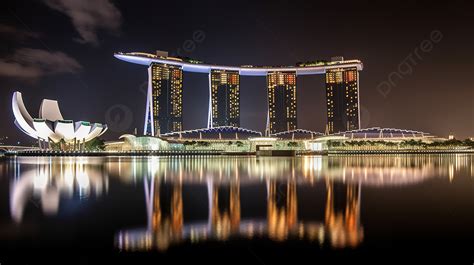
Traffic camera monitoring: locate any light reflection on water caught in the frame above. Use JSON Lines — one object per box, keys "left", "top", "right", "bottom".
{"left": 1, "top": 154, "right": 472, "bottom": 253}
{"left": 104, "top": 154, "right": 471, "bottom": 185}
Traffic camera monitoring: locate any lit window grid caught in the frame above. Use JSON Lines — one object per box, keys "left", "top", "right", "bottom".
{"left": 267, "top": 71, "right": 297, "bottom": 134}
{"left": 150, "top": 63, "right": 183, "bottom": 134}
{"left": 325, "top": 68, "right": 359, "bottom": 133}
{"left": 210, "top": 70, "right": 240, "bottom": 127}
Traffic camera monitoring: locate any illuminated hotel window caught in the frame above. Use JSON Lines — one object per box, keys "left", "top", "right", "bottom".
{"left": 266, "top": 71, "right": 297, "bottom": 134}
{"left": 325, "top": 67, "right": 359, "bottom": 133}
{"left": 210, "top": 70, "right": 240, "bottom": 127}
{"left": 145, "top": 63, "right": 183, "bottom": 135}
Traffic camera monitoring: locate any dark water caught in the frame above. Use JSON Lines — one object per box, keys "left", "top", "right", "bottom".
{"left": 0, "top": 155, "right": 473, "bottom": 264}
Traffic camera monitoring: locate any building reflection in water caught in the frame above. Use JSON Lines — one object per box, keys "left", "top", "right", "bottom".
{"left": 9, "top": 157, "right": 108, "bottom": 223}
{"left": 116, "top": 172, "right": 363, "bottom": 251}
{"left": 114, "top": 154, "right": 472, "bottom": 251}
{"left": 208, "top": 179, "right": 241, "bottom": 240}
{"left": 325, "top": 181, "right": 362, "bottom": 248}
{"left": 5, "top": 154, "right": 472, "bottom": 251}
{"left": 107, "top": 154, "right": 472, "bottom": 186}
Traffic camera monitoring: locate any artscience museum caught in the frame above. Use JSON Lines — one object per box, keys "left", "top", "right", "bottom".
{"left": 12, "top": 92, "right": 107, "bottom": 149}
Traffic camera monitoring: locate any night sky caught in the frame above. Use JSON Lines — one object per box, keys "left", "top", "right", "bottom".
{"left": 1, "top": 0, "right": 472, "bottom": 144}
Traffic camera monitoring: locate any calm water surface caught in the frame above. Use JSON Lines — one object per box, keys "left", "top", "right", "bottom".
{"left": 0, "top": 155, "right": 473, "bottom": 264}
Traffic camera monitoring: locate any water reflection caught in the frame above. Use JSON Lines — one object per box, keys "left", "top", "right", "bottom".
{"left": 9, "top": 157, "right": 108, "bottom": 223}
{"left": 112, "top": 154, "right": 470, "bottom": 251}
{"left": 116, "top": 175, "right": 362, "bottom": 251}
{"left": 3, "top": 154, "right": 472, "bottom": 252}
{"left": 106, "top": 155, "right": 473, "bottom": 185}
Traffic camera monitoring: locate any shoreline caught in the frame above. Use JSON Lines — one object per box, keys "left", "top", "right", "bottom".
{"left": 3, "top": 149, "right": 473, "bottom": 157}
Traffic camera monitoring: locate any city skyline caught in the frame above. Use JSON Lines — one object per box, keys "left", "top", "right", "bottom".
{"left": 0, "top": 1, "right": 473, "bottom": 263}
{"left": 0, "top": 0, "right": 472, "bottom": 145}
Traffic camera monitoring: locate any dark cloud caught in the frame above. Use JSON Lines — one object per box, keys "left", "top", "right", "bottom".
{"left": 43, "top": 0, "right": 122, "bottom": 46}
{"left": 0, "top": 23, "right": 40, "bottom": 41}
{"left": 0, "top": 48, "right": 82, "bottom": 80}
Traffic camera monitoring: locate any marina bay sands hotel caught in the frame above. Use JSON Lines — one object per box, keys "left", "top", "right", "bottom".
{"left": 114, "top": 51, "right": 363, "bottom": 136}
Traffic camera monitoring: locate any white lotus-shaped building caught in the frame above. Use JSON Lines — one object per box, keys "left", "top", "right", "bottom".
{"left": 12, "top": 91, "right": 107, "bottom": 144}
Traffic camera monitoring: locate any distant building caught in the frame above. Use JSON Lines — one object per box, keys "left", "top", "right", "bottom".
{"left": 105, "top": 127, "right": 262, "bottom": 152}
{"left": 112, "top": 134, "right": 181, "bottom": 151}
{"left": 326, "top": 66, "right": 360, "bottom": 133}
{"left": 139, "top": 56, "right": 362, "bottom": 136}
{"left": 115, "top": 52, "right": 364, "bottom": 135}
{"left": 209, "top": 70, "right": 240, "bottom": 127}
{"left": 144, "top": 63, "right": 183, "bottom": 136}
{"left": 266, "top": 71, "right": 297, "bottom": 134}
{"left": 329, "top": 127, "right": 432, "bottom": 139}
{"left": 270, "top": 129, "right": 324, "bottom": 140}
{"left": 305, "top": 127, "right": 446, "bottom": 152}
{"left": 11, "top": 92, "right": 107, "bottom": 149}
{"left": 105, "top": 126, "right": 456, "bottom": 154}
{"left": 161, "top": 126, "right": 261, "bottom": 140}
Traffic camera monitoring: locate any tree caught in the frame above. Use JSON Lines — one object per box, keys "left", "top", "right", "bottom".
{"left": 183, "top": 141, "right": 198, "bottom": 146}
{"left": 287, "top": 142, "right": 299, "bottom": 147}
{"left": 84, "top": 138, "right": 105, "bottom": 151}
{"left": 50, "top": 141, "right": 62, "bottom": 151}
{"left": 345, "top": 141, "right": 355, "bottom": 146}
{"left": 463, "top": 139, "right": 474, "bottom": 148}
{"left": 197, "top": 141, "right": 210, "bottom": 147}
